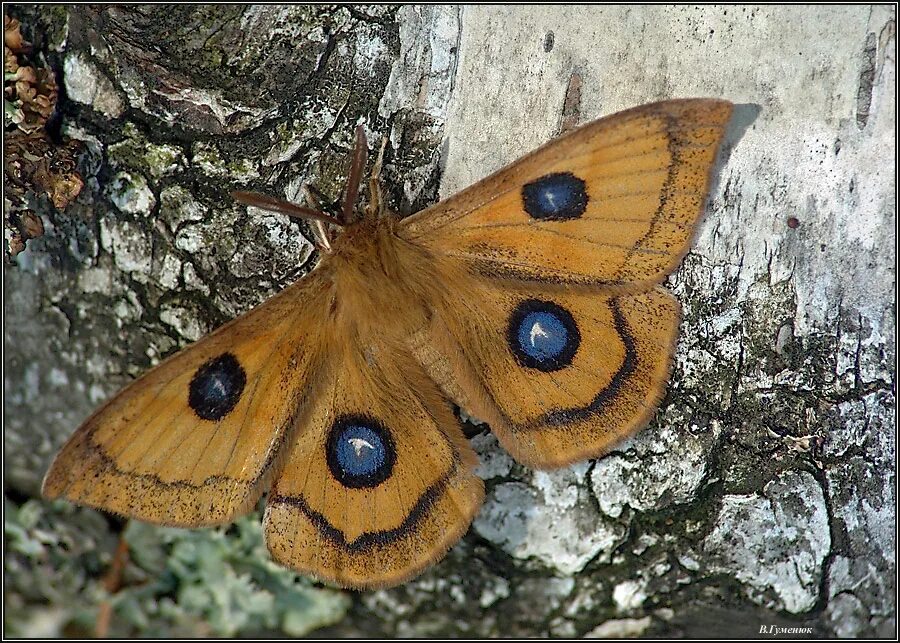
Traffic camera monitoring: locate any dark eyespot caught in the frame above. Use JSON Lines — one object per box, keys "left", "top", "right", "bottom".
{"left": 507, "top": 299, "right": 580, "bottom": 372}
{"left": 326, "top": 415, "right": 396, "bottom": 489}
{"left": 522, "top": 172, "right": 588, "bottom": 220}
{"left": 188, "top": 352, "right": 247, "bottom": 421}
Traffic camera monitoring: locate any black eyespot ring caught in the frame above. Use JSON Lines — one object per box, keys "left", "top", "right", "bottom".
{"left": 522, "top": 172, "right": 588, "bottom": 220}
{"left": 188, "top": 352, "right": 247, "bottom": 421}
{"left": 507, "top": 299, "right": 581, "bottom": 372}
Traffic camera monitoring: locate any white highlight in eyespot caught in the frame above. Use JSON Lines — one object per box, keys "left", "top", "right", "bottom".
{"left": 210, "top": 375, "right": 228, "bottom": 397}
{"left": 530, "top": 321, "right": 550, "bottom": 346}
{"left": 348, "top": 437, "right": 375, "bottom": 457}
{"left": 543, "top": 189, "right": 558, "bottom": 209}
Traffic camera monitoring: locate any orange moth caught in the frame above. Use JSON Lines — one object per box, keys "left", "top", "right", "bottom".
{"left": 44, "top": 99, "right": 733, "bottom": 588}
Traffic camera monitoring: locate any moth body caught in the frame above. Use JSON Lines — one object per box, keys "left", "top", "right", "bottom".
{"left": 321, "top": 214, "right": 442, "bottom": 342}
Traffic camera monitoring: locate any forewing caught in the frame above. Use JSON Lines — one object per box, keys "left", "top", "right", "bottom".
{"left": 399, "top": 99, "right": 732, "bottom": 289}
{"left": 42, "top": 275, "right": 330, "bottom": 527}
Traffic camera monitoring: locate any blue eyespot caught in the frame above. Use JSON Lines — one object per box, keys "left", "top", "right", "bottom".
{"left": 335, "top": 425, "right": 385, "bottom": 477}
{"left": 507, "top": 300, "right": 580, "bottom": 372}
{"left": 326, "top": 415, "right": 396, "bottom": 489}
{"left": 188, "top": 352, "right": 246, "bottom": 421}
{"left": 521, "top": 172, "right": 588, "bottom": 220}
{"left": 517, "top": 311, "right": 569, "bottom": 361}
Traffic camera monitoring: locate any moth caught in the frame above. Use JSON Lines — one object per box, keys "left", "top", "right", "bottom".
{"left": 43, "top": 99, "right": 733, "bottom": 589}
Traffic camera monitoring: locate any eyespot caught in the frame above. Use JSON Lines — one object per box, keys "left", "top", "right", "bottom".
{"left": 507, "top": 299, "right": 581, "bottom": 372}
{"left": 188, "top": 352, "right": 247, "bottom": 421}
{"left": 326, "top": 415, "right": 396, "bottom": 489}
{"left": 521, "top": 172, "right": 588, "bottom": 221}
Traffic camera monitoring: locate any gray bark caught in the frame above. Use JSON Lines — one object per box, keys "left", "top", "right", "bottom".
{"left": 4, "top": 5, "right": 895, "bottom": 637}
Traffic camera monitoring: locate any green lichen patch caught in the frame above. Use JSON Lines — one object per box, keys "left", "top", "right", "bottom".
{"left": 191, "top": 141, "right": 260, "bottom": 183}
{"left": 4, "top": 500, "right": 352, "bottom": 637}
{"left": 107, "top": 124, "right": 186, "bottom": 180}
{"left": 4, "top": 497, "right": 120, "bottom": 637}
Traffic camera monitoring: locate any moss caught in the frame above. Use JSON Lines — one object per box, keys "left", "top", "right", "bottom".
{"left": 740, "top": 278, "right": 802, "bottom": 377}
{"left": 40, "top": 4, "right": 70, "bottom": 51}
{"left": 6, "top": 4, "right": 69, "bottom": 53}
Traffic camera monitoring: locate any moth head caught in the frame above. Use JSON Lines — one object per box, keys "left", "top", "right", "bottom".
{"left": 232, "top": 124, "right": 390, "bottom": 253}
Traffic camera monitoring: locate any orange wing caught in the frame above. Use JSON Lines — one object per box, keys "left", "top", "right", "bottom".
{"left": 42, "top": 275, "right": 330, "bottom": 527}
{"left": 264, "top": 330, "right": 483, "bottom": 589}
{"left": 402, "top": 99, "right": 732, "bottom": 467}
{"left": 411, "top": 278, "right": 681, "bottom": 468}
{"left": 399, "top": 99, "right": 733, "bottom": 289}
